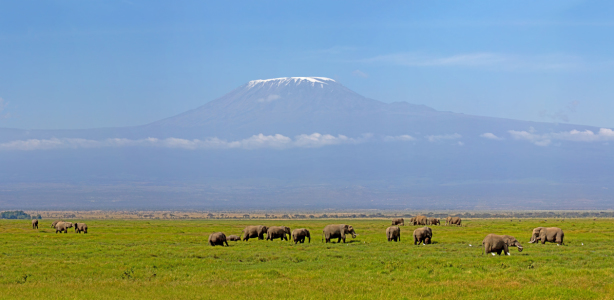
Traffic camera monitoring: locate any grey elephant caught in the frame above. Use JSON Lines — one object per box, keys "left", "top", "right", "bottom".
{"left": 74, "top": 223, "right": 88, "bottom": 233}
{"left": 409, "top": 217, "right": 416, "bottom": 225}
{"left": 242, "top": 225, "right": 268, "bottom": 241}
{"left": 429, "top": 218, "right": 440, "bottom": 225}
{"left": 227, "top": 235, "right": 241, "bottom": 242}
{"left": 386, "top": 226, "right": 401, "bottom": 242}
{"left": 413, "top": 226, "right": 432, "bottom": 245}
{"left": 32, "top": 219, "right": 38, "bottom": 229}
{"left": 447, "top": 217, "right": 462, "bottom": 226}
{"left": 51, "top": 220, "right": 63, "bottom": 228}
{"left": 267, "top": 226, "right": 291, "bottom": 241}
{"left": 529, "top": 227, "right": 564, "bottom": 245}
{"left": 414, "top": 215, "right": 428, "bottom": 225}
{"left": 55, "top": 222, "right": 73, "bottom": 233}
{"left": 391, "top": 218, "right": 404, "bottom": 226}
{"left": 482, "top": 234, "right": 523, "bottom": 255}
{"left": 322, "top": 224, "right": 356, "bottom": 243}
{"left": 291, "top": 228, "right": 311, "bottom": 244}
{"left": 208, "top": 232, "right": 229, "bottom": 246}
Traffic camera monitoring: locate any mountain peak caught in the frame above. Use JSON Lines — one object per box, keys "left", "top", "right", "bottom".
{"left": 247, "top": 77, "right": 336, "bottom": 89}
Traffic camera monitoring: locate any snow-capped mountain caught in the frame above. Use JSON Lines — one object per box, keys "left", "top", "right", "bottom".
{"left": 0, "top": 77, "right": 612, "bottom": 210}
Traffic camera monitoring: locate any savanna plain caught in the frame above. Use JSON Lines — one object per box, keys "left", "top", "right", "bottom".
{"left": 1, "top": 218, "right": 613, "bottom": 299}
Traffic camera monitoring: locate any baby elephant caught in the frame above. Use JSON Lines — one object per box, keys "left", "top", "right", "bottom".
{"left": 74, "top": 223, "right": 88, "bottom": 234}
{"left": 429, "top": 218, "right": 440, "bottom": 225}
{"left": 55, "top": 222, "right": 73, "bottom": 233}
{"left": 386, "top": 226, "right": 401, "bottom": 242}
{"left": 32, "top": 219, "right": 38, "bottom": 229}
{"left": 208, "top": 232, "right": 229, "bottom": 247}
{"left": 482, "top": 234, "right": 523, "bottom": 256}
{"left": 51, "top": 220, "right": 63, "bottom": 228}
{"left": 291, "top": 228, "right": 311, "bottom": 244}
{"left": 413, "top": 227, "right": 432, "bottom": 245}
{"left": 227, "top": 235, "right": 241, "bottom": 242}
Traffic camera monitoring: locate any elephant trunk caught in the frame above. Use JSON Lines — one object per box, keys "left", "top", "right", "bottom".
{"left": 529, "top": 234, "right": 536, "bottom": 243}
{"left": 517, "top": 245, "right": 524, "bottom": 252}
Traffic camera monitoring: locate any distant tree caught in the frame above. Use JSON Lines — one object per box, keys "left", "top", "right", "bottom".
{"left": 281, "top": 214, "right": 290, "bottom": 219}
{"left": 309, "top": 215, "right": 315, "bottom": 219}
{"left": 0, "top": 211, "right": 31, "bottom": 219}
{"left": 243, "top": 214, "right": 250, "bottom": 219}
{"left": 207, "top": 213, "right": 214, "bottom": 218}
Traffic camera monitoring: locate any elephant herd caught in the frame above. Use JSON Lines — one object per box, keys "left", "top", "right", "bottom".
{"left": 393, "top": 216, "right": 460, "bottom": 226}
{"left": 209, "top": 224, "right": 356, "bottom": 246}
{"left": 31, "top": 220, "right": 89, "bottom": 234}
{"left": 209, "top": 218, "right": 566, "bottom": 258}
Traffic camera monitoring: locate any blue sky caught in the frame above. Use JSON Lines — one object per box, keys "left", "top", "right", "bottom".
{"left": 1, "top": 0, "right": 613, "bottom": 129}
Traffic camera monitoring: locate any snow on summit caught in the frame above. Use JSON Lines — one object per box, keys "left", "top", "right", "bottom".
{"left": 247, "top": 77, "right": 335, "bottom": 88}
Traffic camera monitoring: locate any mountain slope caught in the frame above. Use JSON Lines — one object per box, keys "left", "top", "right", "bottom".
{"left": 0, "top": 77, "right": 612, "bottom": 209}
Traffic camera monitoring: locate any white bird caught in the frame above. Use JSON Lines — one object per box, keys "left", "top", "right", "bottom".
{"left": 582, "top": 243, "right": 584, "bottom": 245}
{"left": 469, "top": 244, "right": 472, "bottom": 247}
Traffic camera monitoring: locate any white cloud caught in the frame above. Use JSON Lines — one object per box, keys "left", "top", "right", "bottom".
{"left": 383, "top": 135, "right": 415, "bottom": 142}
{"left": 508, "top": 128, "right": 614, "bottom": 146}
{"left": 352, "top": 70, "right": 368, "bottom": 78}
{"left": 257, "top": 94, "right": 281, "bottom": 103}
{"left": 0, "top": 133, "right": 371, "bottom": 151}
{"left": 362, "top": 52, "right": 584, "bottom": 71}
{"left": 427, "top": 133, "right": 462, "bottom": 142}
{"left": 0, "top": 97, "right": 9, "bottom": 119}
{"left": 480, "top": 133, "right": 503, "bottom": 140}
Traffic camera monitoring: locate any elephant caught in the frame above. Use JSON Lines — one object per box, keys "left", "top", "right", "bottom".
{"left": 242, "top": 225, "right": 268, "bottom": 241}
{"left": 413, "top": 226, "right": 432, "bottom": 245}
{"left": 391, "top": 218, "right": 404, "bottom": 226}
{"left": 51, "top": 220, "right": 63, "bottom": 228}
{"left": 267, "top": 226, "right": 291, "bottom": 241}
{"left": 31, "top": 219, "right": 38, "bottom": 229}
{"left": 529, "top": 227, "right": 564, "bottom": 245}
{"left": 447, "top": 217, "right": 462, "bottom": 226}
{"left": 386, "top": 226, "right": 401, "bottom": 242}
{"left": 429, "top": 218, "right": 440, "bottom": 225}
{"left": 322, "top": 224, "right": 357, "bottom": 243}
{"left": 414, "top": 215, "right": 428, "bottom": 225}
{"left": 55, "top": 222, "right": 73, "bottom": 233}
{"left": 227, "top": 235, "right": 241, "bottom": 242}
{"left": 74, "top": 223, "right": 88, "bottom": 233}
{"left": 291, "top": 228, "right": 311, "bottom": 244}
{"left": 208, "top": 232, "right": 229, "bottom": 246}
{"left": 482, "top": 234, "right": 523, "bottom": 255}
{"left": 409, "top": 217, "right": 416, "bottom": 225}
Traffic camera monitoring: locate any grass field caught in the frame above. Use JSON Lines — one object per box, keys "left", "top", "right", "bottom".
{"left": 1, "top": 218, "right": 613, "bottom": 299}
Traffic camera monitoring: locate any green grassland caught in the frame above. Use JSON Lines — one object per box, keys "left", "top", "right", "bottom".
{"left": 1, "top": 218, "right": 613, "bottom": 299}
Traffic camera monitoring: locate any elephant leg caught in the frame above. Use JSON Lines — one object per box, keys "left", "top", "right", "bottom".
{"left": 225, "top": 241, "right": 229, "bottom": 247}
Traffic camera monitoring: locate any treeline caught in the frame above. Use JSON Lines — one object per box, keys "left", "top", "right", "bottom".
{"left": 0, "top": 211, "right": 41, "bottom": 219}
{"left": 204, "top": 211, "right": 614, "bottom": 219}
